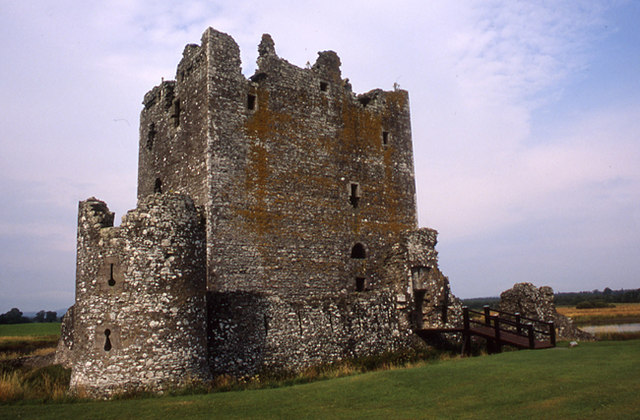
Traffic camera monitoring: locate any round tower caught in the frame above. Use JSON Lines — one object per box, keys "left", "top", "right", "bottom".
{"left": 70, "top": 194, "right": 209, "bottom": 397}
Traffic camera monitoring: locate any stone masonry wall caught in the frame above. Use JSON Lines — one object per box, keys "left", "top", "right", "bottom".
{"left": 208, "top": 290, "right": 411, "bottom": 376}
{"left": 207, "top": 32, "right": 418, "bottom": 299}
{"left": 137, "top": 28, "right": 419, "bottom": 300}
{"left": 70, "top": 195, "right": 209, "bottom": 397}
{"left": 65, "top": 28, "right": 461, "bottom": 395}
{"left": 380, "top": 228, "right": 463, "bottom": 331}
{"left": 499, "top": 282, "right": 594, "bottom": 341}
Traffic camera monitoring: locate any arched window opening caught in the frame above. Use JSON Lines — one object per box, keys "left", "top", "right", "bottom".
{"left": 355, "top": 277, "right": 366, "bottom": 292}
{"left": 154, "top": 178, "right": 162, "bottom": 194}
{"left": 351, "top": 243, "right": 366, "bottom": 259}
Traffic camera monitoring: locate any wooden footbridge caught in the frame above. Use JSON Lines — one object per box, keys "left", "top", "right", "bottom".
{"left": 416, "top": 306, "right": 556, "bottom": 355}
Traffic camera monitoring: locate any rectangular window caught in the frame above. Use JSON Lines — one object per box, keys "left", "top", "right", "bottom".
{"left": 247, "top": 94, "right": 256, "bottom": 110}
{"left": 349, "top": 183, "right": 361, "bottom": 208}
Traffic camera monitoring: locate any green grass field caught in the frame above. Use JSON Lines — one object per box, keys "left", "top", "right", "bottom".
{"left": 0, "top": 323, "right": 61, "bottom": 338}
{"left": 0, "top": 323, "right": 60, "bottom": 359}
{"left": 1, "top": 340, "right": 639, "bottom": 419}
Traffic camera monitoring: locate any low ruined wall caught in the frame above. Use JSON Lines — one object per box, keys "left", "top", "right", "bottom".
{"left": 53, "top": 305, "right": 75, "bottom": 369}
{"left": 208, "top": 290, "right": 412, "bottom": 376}
{"left": 499, "top": 282, "right": 595, "bottom": 341}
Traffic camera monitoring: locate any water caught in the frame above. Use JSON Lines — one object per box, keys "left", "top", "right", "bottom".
{"left": 581, "top": 323, "right": 640, "bottom": 334}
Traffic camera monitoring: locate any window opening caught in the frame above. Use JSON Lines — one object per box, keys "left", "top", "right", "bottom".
{"left": 320, "top": 81, "right": 328, "bottom": 92}
{"left": 411, "top": 266, "right": 430, "bottom": 291}
{"left": 154, "top": 178, "right": 162, "bottom": 194}
{"left": 296, "top": 311, "right": 303, "bottom": 335}
{"left": 358, "top": 96, "right": 371, "bottom": 107}
{"left": 382, "top": 131, "right": 389, "bottom": 146}
{"left": 146, "top": 123, "right": 156, "bottom": 150}
{"left": 351, "top": 243, "right": 366, "bottom": 259}
{"left": 414, "top": 290, "right": 426, "bottom": 329}
{"left": 108, "top": 264, "right": 116, "bottom": 287}
{"left": 355, "top": 277, "right": 366, "bottom": 292}
{"left": 104, "top": 329, "right": 112, "bottom": 351}
{"left": 171, "top": 99, "right": 181, "bottom": 127}
{"left": 247, "top": 94, "right": 256, "bottom": 110}
{"left": 349, "top": 183, "right": 360, "bottom": 208}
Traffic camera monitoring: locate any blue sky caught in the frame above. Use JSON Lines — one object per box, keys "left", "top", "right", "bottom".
{"left": 1, "top": 0, "right": 639, "bottom": 312}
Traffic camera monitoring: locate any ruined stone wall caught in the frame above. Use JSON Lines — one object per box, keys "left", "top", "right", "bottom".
{"left": 70, "top": 195, "right": 209, "bottom": 397}
{"left": 207, "top": 290, "right": 411, "bottom": 376}
{"left": 380, "top": 228, "right": 463, "bottom": 331}
{"left": 136, "top": 29, "right": 418, "bottom": 300}
{"left": 66, "top": 28, "right": 460, "bottom": 394}
{"left": 137, "top": 41, "right": 212, "bottom": 206}
{"left": 499, "top": 282, "right": 594, "bottom": 341}
{"left": 206, "top": 227, "right": 459, "bottom": 377}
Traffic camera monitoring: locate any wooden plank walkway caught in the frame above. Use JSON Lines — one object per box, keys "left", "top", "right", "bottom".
{"left": 467, "top": 325, "right": 554, "bottom": 350}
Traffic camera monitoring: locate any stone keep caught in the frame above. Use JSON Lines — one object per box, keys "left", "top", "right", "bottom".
{"left": 60, "top": 28, "right": 461, "bottom": 397}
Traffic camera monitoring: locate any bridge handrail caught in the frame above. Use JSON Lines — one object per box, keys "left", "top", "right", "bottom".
{"left": 462, "top": 306, "right": 556, "bottom": 348}
{"left": 485, "top": 306, "right": 550, "bottom": 327}
{"left": 470, "top": 306, "right": 554, "bottom": 336}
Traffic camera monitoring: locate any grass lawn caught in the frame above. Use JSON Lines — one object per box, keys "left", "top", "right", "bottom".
{"left": 1, "top": 340, "right": 639, "bottom": 419}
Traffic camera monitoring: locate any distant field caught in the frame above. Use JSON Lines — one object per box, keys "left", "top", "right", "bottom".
{"left": 1, "top": 340, "right": 639, "bottom": 419}
{"left": 0, "top": 323, "right": 61, "bottom": 338}
{"left": 0, "top": 323, "right": 60, "bottom": 359}
{"left": 557, "top": 303, "right": 640, "bottom": 326}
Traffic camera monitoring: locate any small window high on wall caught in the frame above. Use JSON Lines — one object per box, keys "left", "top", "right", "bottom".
{"left": 351, "top": 243, "right": 366, "bottom": 259}
{"left": 171, "top": 99, "right": 181, "bottom": 127}
{"left": 247, "top": 94, "right": 256, "bottom": 110}
{"left": 349, "top": 183, "right": 361, "bottom": 208}
{"left": 146, "top": 123, "right": 156, "bottom": 150}
{"left": 382, "top": 131, "right": 389, "bottom": 146}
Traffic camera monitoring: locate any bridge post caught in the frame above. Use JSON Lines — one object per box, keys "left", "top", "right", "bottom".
{"left": 462, "top": 306, "right": 470, "bottom": 356}
{"left": 527, "top": 323, "right": 535, "bottom": 349}
{"left": 462, "top": 307, "right": 470, "bottom": 330}
{"left": 483, "top": 306, "right": 491, "bottom": 326}
{"left": 515, "top": 312, "right": 521, "bottom": 335}
{"left": 493, "top": 316, "right": 502, "bottom": 353}
{"left": 548, "top": 321, "right": 556, "bottom": 347}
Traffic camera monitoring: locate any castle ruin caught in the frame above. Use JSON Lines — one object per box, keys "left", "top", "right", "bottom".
{"left": 57, "top": 28, "right": 461, "bottom": 397}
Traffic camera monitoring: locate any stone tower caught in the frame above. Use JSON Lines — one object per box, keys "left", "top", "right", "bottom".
{"left": 68, "top": 195, "right": 209, "bottom": 396}
{"left": 138, "top": 28, "right": 417, "bottom": 297}
{"left": 60, "top": 28, "right": 461, "bottom": 397}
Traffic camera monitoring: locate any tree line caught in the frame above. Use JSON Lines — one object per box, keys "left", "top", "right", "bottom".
{"left": 462, "top": 287, "right": 640, "bottom": 309}
{"left": 0, "top": 308, "right": 58, "bottom": 324}
{"left": 554, "top": 287, "right": 640, "bottom": 306}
